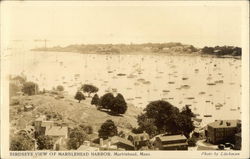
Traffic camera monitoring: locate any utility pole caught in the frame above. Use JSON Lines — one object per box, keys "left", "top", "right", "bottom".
{"left": 34, "top": 39, "right": 49, "bottom": 49}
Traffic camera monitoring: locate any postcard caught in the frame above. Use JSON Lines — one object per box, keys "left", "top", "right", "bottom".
{"left": 1, "top": 1, "right": 249, "bottom": 159}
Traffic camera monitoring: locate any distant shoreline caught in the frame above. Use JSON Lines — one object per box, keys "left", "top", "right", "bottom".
{"left": 31, "top": 50, "right": 242, "bottom": 60}
{"left": 31, "top": 42, "right": 242, "bottom": 59}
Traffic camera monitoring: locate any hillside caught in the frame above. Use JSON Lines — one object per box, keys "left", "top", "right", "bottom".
{"left": 10, "top": 94, "right": 143, "bottom": 134}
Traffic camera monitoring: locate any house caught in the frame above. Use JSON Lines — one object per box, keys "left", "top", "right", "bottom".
{"left": 206, "top": 120, "right": 239, "bottom": 144}
{"left": 45, "top": 126, "right": 68, "bottom": 139}
{"left": 128, "top": 132, "right": 150, "bottom": 150}
{"left": 77, "top": 141, "right": 99, "bottom": 151}
{"left": 24, "top": 105, "right": 34, "bottom": 111}
{"left": 102, "top": 136, "right": 134, "bottom": 150}
{"left": 153, "top": 134, "right": 188, "bottom": 150}
{"left": 234, "top": 133, "right": 241, "bottom": 150}
{"left": 34, "top": 115, "right": 47, "bottom": 136}
{"left": 234, "top": 120, "right": 241, "bottom": 150}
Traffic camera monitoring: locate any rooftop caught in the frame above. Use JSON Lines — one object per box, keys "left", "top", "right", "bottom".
{"left": 45, "top": 126, "right": 68, "bottom": 137}
{"left": 162, "top": 142, "right": 188, "bottom": 148}
{"left": 41, "top": 121, "right": 54, "bottom": 127}
{"left": 104, "top": 136, "right": 134, "bottom": 148}
{"left": 157, "top": 134, "right": 187, "bottom": 142}
{"left": 77, "top": 145, "right": 99, "bottom": 151}
{"left": 132, "top": 132, "right": 150, "bottom": 142}
{"left": 208, "top": 120, "right": 239, "bottom": 128}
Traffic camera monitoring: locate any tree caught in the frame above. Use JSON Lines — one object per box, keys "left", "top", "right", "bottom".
{"left": 137, "top": 100, "right": 195, "bottom": 138}
{"left": 99, "top": 93, "right": 115, "bottom": 109}
{"left": 10, "top": 131, "right": 34, "bottom": 150}
{"left": 74, "top": 91, "right": 85, "bottom": 103}
{"left": 98, "top": 120, "right": 118, "bottom": 140}
{"left": 81, "top": 84, "right": 99, "bottom": 97}
{"left": 36, "top": 135, "right": 54, "bottom": 150}
{"left": 56, "top": 85, "right": 64, "bottom": 91}
{"left": 22, "top": 82, "right": 39, "bottom": 95}
{"left": 111, "top": 93, "right": 127, "bottom": 114}
{"left": 136, "top": 114, "right": 158, "bottom": 137}
{"left": 181, "top": 105, "right": 195, "bottom": 118}
{"left": 67, "top": 127, "right": 87, "bottom": 150}
{"left": 91, "top": 94, "right": 100, "bottom": 106}
{"left": 79, "top": 124, "right": 93, "bottom": 134}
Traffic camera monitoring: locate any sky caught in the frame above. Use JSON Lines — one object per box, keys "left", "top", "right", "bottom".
{"left": 2, "top": 1, "right": 246, "bottom": 48}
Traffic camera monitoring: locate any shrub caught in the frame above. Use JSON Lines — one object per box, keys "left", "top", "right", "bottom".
{"left": 56, "top": 85, "right": 64, "bottom": 91}
{"left": 22, "top": 82, "right": 39, "bottom": 96}
{"left": 37, "top": 135, "right": 54, "bottom": 150}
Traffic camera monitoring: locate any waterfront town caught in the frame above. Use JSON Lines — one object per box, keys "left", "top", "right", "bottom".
{"left": 9, "top": 61, "right": 241, "bottom": 151}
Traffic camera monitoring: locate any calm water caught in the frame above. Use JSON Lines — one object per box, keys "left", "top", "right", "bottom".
{"left": 9, "top": 49, "right": 241, "bottom": 126}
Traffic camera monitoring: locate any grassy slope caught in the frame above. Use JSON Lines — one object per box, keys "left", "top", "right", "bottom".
{"left": 10, "top": 94, "right": 143, "bottom": 133}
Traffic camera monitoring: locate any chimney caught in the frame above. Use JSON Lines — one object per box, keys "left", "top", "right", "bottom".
{"left": 99, "top": 138, "right": 103, "bottom": 147}
{"left": 226, "top": 122, "right": 231, "bottom": 126}
{"left": 220, "top": 121, "right": 223, "bottom": 125}
{"left": 107, "top": 140, "right": 111, "bottom": 148}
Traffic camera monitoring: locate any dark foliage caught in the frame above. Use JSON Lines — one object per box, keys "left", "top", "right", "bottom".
{"left": 10, "top": 131, "right": 34, "bottom": 151}
{"left": 67, "top": 127, "right": 87, "bottom": 150}
{"left": 91, "top": 94, "right": 100, "bottom": 106}
{"left": 81, "top": 84, "right": 99, "bottom": 97}
{"left": 99, "top": 93, "right": 115, "bottom": 109}
{"left": 36, "top": 135, "right": 54, "bottom": 150}
{"left": 111, "top": 93, "right": 127, "bottom": 114}
{"left": 22, "top": 82, "right": 39, "bottom": 95}
{"left": 74, "top": 91, "right": 85, "bottom": 103}
{"left": 136, "top": 100, "right": 195, "bottom": 138}
{"left": 56, "top": 85, "right": 64, "bottom": 91}
{"left": 202, "top": 46, "right": 242, "bottom": 56}
{"left": 98, "top": 120, "right": 118, "bottom": 140}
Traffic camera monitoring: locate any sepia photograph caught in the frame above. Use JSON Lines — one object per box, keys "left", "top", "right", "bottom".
{"left": 1, "top": 1, "right": 249, "bottom": 159}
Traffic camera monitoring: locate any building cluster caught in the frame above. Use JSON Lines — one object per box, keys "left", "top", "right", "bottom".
{"left": 206, "top": 120, "right": 241, "bottom": 150}
{"left": 15, "top": 114, "right": 241, "bottom": 151}
{"left": 34, "top": 115, "right": 68, "bottom": 150}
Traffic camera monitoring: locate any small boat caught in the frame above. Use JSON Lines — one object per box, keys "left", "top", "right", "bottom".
{"left": 162, "top": 90, "right": 170, "bottom": 93}
{"left": 127, "top": 74, "right": 136, "bottom": 78}
{"left": 117, "top": 73, "right": 126, "bottom": 76}
{"left": 168, "top": 81, "right": 175, "bottom": 84}
{"left": 199, "top": 91, "right": 206, "bottom": 95}
{"left": 215, "top": 80, "right": 224, "bottom": 84}
{"left": 215, "top": 103, "right": 223, "bottom": 107}
{"left": 181, "top": 85, "right": 190, "bottom": 89}
{"left": 182, "top": 77, "right": 188, "bottom": 80}
{"left": 127, "top": 98, "right": 134, "bottom": 101}
{"left": 204, "top": 115, "right": 212, "bottom": 117}
{"left": 143, "top": 81, "right": 151, "bottom": 85}
{"left": 107, "top": 71, "right": 113, "bottom": 73}
{"left": 186, "top": 97, "right": 195, "bottom": 100}
{"left": 137, "top": 78, "right": 145, "bottom": 82}
{"left": 207, "top": 82, "right": 216, "bottom": 86}
{"left": 205, "top": 100, "right": 211, "bottom": 103}
{"left": 135, "top": 97, "right": 142, "bottom": 99}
